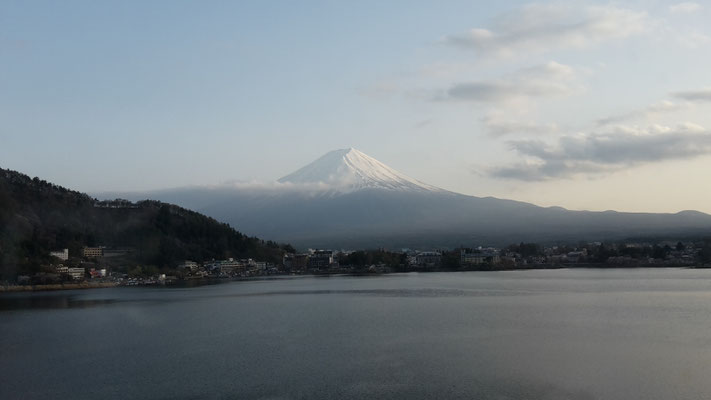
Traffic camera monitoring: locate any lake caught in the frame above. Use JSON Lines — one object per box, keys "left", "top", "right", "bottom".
{"left": 2, "top": 269, "right": 711, "bottom": 399}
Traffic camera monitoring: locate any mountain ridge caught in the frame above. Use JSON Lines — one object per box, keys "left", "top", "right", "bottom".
{"left": 94, "top": 148, "right": 711, "bottom": 248}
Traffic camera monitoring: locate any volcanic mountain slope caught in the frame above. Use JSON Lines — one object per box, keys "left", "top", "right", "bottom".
{"left": 102, "top": 148, "right": 711, "bottom": 248}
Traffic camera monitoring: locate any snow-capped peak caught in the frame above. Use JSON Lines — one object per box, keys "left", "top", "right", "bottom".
{"left": 278, "top": 148, "right": 442, "bottom": 193}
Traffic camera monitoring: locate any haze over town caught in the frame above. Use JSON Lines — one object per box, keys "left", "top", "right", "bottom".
{"left": 3, "top": 1, "right": 711, "bottom": 213}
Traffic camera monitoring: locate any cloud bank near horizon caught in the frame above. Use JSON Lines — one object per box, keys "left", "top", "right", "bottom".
{"left": 488, "top": 124, "right": 711, "bottom": 180}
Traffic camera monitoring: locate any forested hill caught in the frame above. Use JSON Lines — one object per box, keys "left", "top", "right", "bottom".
{"left": 0, "top": 168, "right": 293, "bottom": 280}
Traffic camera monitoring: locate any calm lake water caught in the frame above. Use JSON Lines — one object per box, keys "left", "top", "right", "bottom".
{"left": 3, "top": 269, "right": 711, "bottom": 400}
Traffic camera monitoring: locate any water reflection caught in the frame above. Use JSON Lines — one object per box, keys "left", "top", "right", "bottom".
{"left": 0, "top": 294, "right": 118, "bottom": 311}
{"left": 0, "top": 286, "right": 538, "bottom": 311}
{"left": 2, "top": 270, "right": 711, "bottom": 400}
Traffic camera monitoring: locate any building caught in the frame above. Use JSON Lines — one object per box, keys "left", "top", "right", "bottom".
{"left": 83, "top": 247, "right": 104, "bottom": 258}
{"left": 50, "top": 248, "right": 69, "bottom": 261}
{"left": 415, "top": 251, "right": 441, "bottom": 267}
{"left": 89, "top": 268, "right": 107, "bottom": 278}
{"left": 177, "top": 260, "right": 199, "bottom": 271}
{"left": 308, "top": 250, "right": 333, "bottom": 269}
{"left": 219, "top": 258, "right": 245, "bottom": 275}
{"left": 461, "top": 249, "right": 500, "bottom": 265}
{"left": 66, "top": 267, "right": 85, "bottom": 280}
{"left": 284, "top": 254, "right": 309, "bottom": 271}
{"left": 203, "top": 259, "right": 248, "bottom": 275}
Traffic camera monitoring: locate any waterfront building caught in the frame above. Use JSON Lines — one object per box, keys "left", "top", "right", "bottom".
{"left": 177, "top": 260, "right": 199, "bottom": 271}
{"left": 219, "top": 258, "right": 245, "bottom": 275}
{"left": 66, "top": 267, "right": 85, "bottom": 280}
{"left": 308, "top": 250, "right": 333, "bottom": 269}
{"left": 50, "top": 248, "right": 69, "bottom": 261}
{"left": 284, "top": 254, "right": 309, "bottom": 271}
{"left": 461, "top": 248, "right": 500, "bottom": 265}
{"left": 416, "top": 251, "right": 441, "bottom": 267}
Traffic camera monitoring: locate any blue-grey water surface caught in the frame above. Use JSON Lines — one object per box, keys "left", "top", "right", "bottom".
{"left": 2, "top": 269, "right": 711, "bottom": 400}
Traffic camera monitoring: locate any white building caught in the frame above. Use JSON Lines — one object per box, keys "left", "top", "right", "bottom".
{"left": 177, "top": 260, "right": 199, "bottom": 271}
{"left": 67, "top": 267, "right": 85, "bottom": 280}
{"left": 219, "top": 258, "right": 245, "bottom": 275}
{"left": 50, "top": 248, "right": 69, "bottom": 261}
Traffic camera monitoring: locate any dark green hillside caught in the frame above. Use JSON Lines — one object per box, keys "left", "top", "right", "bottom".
{"left": 0, "top": 168, "right": 293, "bottom": 280}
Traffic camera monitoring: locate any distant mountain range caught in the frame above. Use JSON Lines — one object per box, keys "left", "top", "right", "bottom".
{"left": 99, "top": 148, "right": 711, "bottom": 249}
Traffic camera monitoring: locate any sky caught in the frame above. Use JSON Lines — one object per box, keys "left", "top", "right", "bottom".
{"left": 2, "top": 0, "right": 711, "bottom": 213}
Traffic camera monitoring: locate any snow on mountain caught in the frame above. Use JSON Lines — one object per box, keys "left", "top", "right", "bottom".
{"left": 278, "top": 148, "right": 442, "bottom": 193}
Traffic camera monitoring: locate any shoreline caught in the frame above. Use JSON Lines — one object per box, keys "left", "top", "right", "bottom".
{"left": 0, "top": 282, "right": 118, "bottom": 293}
{"left": 2, "top": 264, "right": 709, "bottom": 293}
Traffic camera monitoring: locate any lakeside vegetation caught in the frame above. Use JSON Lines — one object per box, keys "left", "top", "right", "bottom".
{"left": 0, "top": 168, "right": 294, "bottom": 281}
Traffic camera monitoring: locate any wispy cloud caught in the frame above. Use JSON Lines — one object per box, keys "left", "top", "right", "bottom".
{"left": 439, "top": 61, "right": 582, "bottom": 103}
{"left": 596, "top": 100, "right": 687, "bottom": 126}
{"left": 488, "top": 123, "right": 711, "bottom": 180}
{"left": 443, "top": 4, "right": 651, "bottom": 58}
{"left": 669, "top": 2, "right": 702, "bottom": 14}
{"left": 673, "top": 88, "right": 711, "bottom": 102}
{"left": 482, "top": 113, "right": 559, "bottom": 137}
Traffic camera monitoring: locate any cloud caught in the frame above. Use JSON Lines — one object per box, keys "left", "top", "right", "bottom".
{"left": 482, "top": 114, "right": 559, "bottom": 137}
{"left": 488, "top": 124, "right": 711, "bottom": 180}
{"left": 440, "top": 61, "right": 582, "bottom": 103}
{"left": 669, "top": 2, "right": 702, "bottom": 13}
{"left": 673, "top": 88, "right": 711, "bottom": 102}
{"left": 444, "top": 4, "right": 651, "bottom": 58}
{"left": 599, "top": 90, "right": 711, "bottom": 127}
{"left": 596, "top": 100, "right": 686, "bottom": 126}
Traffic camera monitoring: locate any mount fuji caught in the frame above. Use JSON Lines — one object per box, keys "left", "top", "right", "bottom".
{"left": 101, "top": 148, "right": 711, "bottom": 248}
{"left": 278, "top": 148, "right": 442, "bottom": 193}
